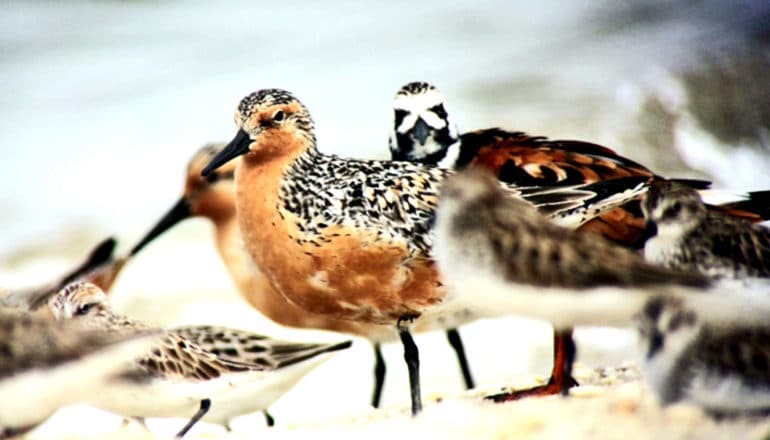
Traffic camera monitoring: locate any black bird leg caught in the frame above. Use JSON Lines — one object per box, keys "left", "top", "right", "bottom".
{"left": 174, "top": 398, "right": 211, "bottom": 439}
{"left": 398, "top": 317, "right": 422, "bottom": 416}
{"left": 262, "top": 410, "right": 275, "bottom": 427}
{"left": 446, "top": 327, "right": 475, "bottom": 389}
{"left": 371, "top": 343, "right": 387, "bottom": 407}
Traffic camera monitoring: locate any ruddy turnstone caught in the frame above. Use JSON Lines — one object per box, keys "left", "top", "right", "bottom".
{"left": 389, "top": 81, "right": 770, "bottom": 244}
{"left": 389, "top": 80, "right": 770, "bottom": 401}
{"left": 48, "top": 282, "right": 352, "bottom": 435}
{"left": 200, "top": 88, "right": 650, "bottom": 415}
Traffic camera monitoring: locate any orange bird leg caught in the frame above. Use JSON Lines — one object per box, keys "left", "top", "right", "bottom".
{"left": 486, "top": 329, "right": 579, "bottom": 402}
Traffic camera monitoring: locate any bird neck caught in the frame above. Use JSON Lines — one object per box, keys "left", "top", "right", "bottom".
{"left": 437, "top": 138, "right": 462, "bottom": 168}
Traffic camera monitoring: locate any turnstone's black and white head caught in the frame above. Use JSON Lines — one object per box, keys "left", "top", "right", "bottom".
{"left": 389, "top": 81, "right": 460, "bottom": 167}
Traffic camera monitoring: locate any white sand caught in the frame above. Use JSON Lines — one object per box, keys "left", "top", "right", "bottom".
{"left": 7, "top": 235, "right": 770, "bottom": 440}
{"left": 25, "top": 366, "right": 770, "bottom": 440}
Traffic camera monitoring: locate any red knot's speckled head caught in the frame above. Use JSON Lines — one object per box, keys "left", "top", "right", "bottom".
{"left": 202, "top": 89, "right": 315, "bottom": 177}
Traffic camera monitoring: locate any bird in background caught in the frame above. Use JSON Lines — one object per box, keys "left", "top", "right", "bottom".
{"left": 642, "top": 181, "right": 770, "bottom": 280}
{"left": 200, "top": 87, "right": 650, "bottom": 415}
{"left": 389, "top": 80, "right": 770, "bottom": 402}
{"left": 389, "top": 81, "right": 770, "bottom": 244}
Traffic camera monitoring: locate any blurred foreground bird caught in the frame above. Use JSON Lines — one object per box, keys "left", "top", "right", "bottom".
{"left": 432, "top": 168, "right": 770, "bottom": 402}
{"left": 48, "top": 282, "right": 352, "bottom": 436}
{"left": 0, "top": 309, "right": 162, "bottom": 439}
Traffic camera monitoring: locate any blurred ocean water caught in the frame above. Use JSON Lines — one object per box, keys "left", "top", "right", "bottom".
{"left": 1, "top": 0, "right": 768, "bottom": 257}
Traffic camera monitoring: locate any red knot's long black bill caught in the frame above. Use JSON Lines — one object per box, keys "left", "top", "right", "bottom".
{"left": 129, "top": 196, "right": 192, "bottom": 257}
{"left": 201, "top": 129, "right": 250, "bottom": 177}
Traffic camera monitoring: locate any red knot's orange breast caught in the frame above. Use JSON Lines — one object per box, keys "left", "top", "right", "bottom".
{"left": 235, "top": 155, "right": 445, "bottom": 325}
{"left": 213, "top": 215, "right": 398, "bottom": 340}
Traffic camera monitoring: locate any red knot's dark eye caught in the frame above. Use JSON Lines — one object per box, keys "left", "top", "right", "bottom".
{"left": 273, "top": 110, "right": 285, "bottom": 123}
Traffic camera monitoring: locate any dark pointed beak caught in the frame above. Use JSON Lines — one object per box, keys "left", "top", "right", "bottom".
{"left": 638, "top": 220, "right": 658, "bottom": 246}
{"left": 202, "top": 129, "right": 251, "bottom": 177}
{"left": 412, "top": 118, "right": 432, "bottom": 146}
{"left": 22, "top": 236, "right": 119, "bottom": 310}
{"left": 646, "top": 330, "right": 664, "bottom": 359}
{"left": 59, "top": 237, "right": 118, "bottom": 287}
{"left": 129, "top": 197, "right": 192, "bottom": 256}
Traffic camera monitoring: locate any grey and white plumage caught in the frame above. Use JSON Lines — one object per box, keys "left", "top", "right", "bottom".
{"left": 432, "top": 168, "right": 770, "bottom": 329}
{"left": 636, "top": 295, "right": 770, "bottom": 415}
{"left": 642, "top": 181, "right": 770, "bottom": 279}
{"left": 0, "top": 309, "right": 162, "bottom": 438}
{"left": 47, "top": 282, "right": 352, "bottom": 428}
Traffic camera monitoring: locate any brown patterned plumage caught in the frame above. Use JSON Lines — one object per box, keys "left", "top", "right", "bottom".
{"left": 434, "top": 169, "right": 709, "bottom": 293}
{"left": 430, "top": 169, "right": 770, "bottom": 406}
{"left": 47, "top": 282, "right": 352, "bottom": 428}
